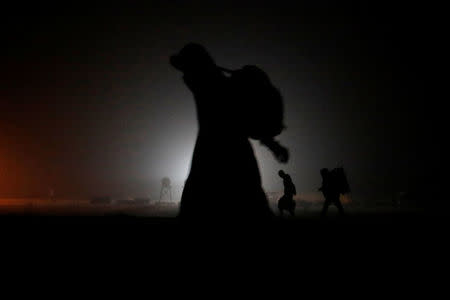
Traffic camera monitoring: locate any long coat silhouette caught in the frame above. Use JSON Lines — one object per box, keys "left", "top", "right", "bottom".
{"left": 170, "top": 43, "right": 275, "bottom": 222}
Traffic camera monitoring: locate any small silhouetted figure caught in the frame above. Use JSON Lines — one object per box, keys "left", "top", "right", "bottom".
{"left": 160, "top": 177, "right": 172, "bottom": 201}
{"left": 277, "top": 170, "right": 296, "bottom": 217}
{"left": 319, "top": 168, "right": 345, "bottom": 217}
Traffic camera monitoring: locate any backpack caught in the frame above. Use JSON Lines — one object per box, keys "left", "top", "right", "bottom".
{"left": 221, "top": 65, "right": 285, "bottom": 140}
{"left": 331, "top": 167, "right": 351, "bottom": 195}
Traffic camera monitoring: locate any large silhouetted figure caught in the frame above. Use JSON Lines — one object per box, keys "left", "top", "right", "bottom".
{"left": 277, "top": 170, "right": 296, "bottom": 217}
{"left": 319, "top": 168, "right": 346, "bottom": 217}
{"left": 170, "top": 43, "right": 288, "bottom": 222}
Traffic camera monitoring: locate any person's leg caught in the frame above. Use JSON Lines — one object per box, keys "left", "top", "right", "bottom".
{"left": 321, "top": 199, "right": 330, "bottom": 217}
{"left": 278, "top": 196, "right": 285, "bottom": 217}
{"left": 289, "top": 208, "right": 295, "bottom": 217}
{"left": 334, "top": 198, "right": 345, "bottom": 216}
{"left": 289, "top": 197, "right": 295, "bottom": 217}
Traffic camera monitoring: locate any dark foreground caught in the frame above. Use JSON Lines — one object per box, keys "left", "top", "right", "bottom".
{"left": 2, "top": 209, "right": 449, "bottom": 284}
{"left": 2, "top": 209, "right": 448, "bottom": 246}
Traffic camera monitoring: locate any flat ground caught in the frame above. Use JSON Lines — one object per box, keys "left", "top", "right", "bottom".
{"left": 2, "top": 200, "right": 448, "bottom": 273}
{"left": 1, "top": 198, "right": 445, "bottom": 248}
{"left": 3, "top": 199, "right": 445, "bottom": 288}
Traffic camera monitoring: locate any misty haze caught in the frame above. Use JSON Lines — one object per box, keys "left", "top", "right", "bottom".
{"left": 1, "top": 2, "right": 445, "bottom": 228}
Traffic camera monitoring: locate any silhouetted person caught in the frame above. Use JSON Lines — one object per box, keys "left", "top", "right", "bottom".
{"left": 277, "top": 170, "right": 296, "bottom": 217}
{"left": 170, "top": 43, "right": 287, "bottom": 222}
{"left": 319, "top": 168, "right": 345, "bottom": 217}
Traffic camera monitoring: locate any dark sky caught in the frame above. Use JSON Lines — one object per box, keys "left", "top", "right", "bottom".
{"left": 0, "top": 2, "right": 443, "bottom": 200}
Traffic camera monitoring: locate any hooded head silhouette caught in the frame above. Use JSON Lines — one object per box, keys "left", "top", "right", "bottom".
{"left": 170, "top": 43, "right": 217, "bottom": 75}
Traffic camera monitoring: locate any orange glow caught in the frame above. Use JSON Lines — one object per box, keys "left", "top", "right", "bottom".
{"left": 340, "top": 194, "right": 352, "bottom": 205}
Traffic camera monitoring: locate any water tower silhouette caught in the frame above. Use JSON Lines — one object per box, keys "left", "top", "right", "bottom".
{"left": 160, "top": 177, "right": 172, "bottom": 201}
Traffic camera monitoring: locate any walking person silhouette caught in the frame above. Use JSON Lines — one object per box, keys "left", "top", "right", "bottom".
{"left": 277, "top": 170, "right": 297, "bottom": 217}
{"left": 319, "top": 168, "right": 346, "bottom": 217}
{"left": 170, "top": 43, "right": 288, "bottom": 223}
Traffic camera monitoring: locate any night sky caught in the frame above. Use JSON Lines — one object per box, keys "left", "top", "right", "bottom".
{"left": 0, "top": 2, "right": 443, "bottom": 203}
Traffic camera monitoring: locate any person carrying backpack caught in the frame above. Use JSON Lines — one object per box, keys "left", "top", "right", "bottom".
{"left": 277, "top": 170, "right": 297, "bottom": 217}
{"left": 319, "top": 167, "right": 348, "bottom": 217}
{"left": 171, "top": 43, "right": 288, "bottom": 222}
